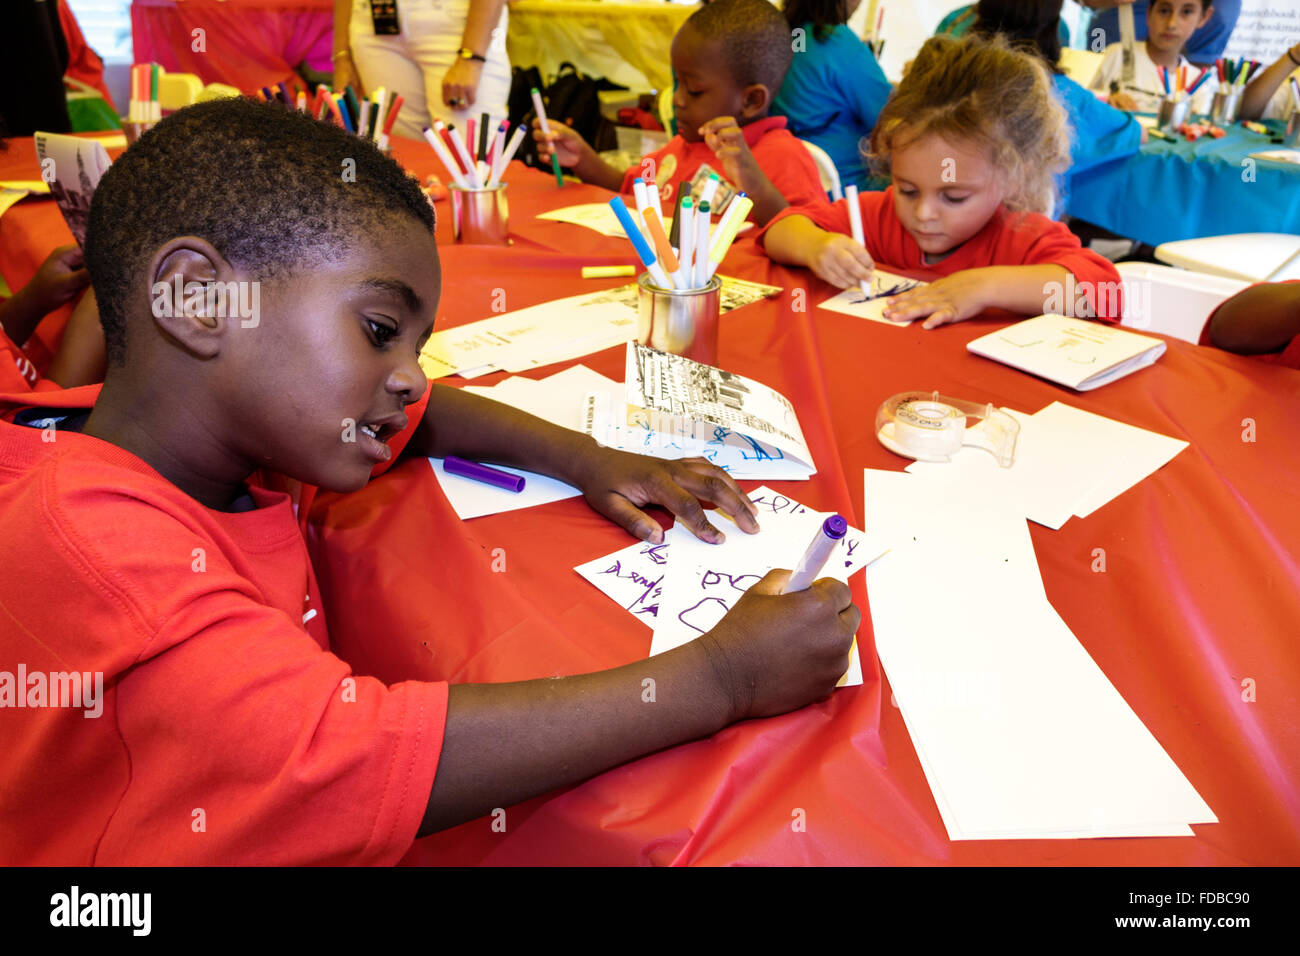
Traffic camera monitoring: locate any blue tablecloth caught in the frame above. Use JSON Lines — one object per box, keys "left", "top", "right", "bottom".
{"left": 1066, "top": 119, "right": 1300, "bottom": 246}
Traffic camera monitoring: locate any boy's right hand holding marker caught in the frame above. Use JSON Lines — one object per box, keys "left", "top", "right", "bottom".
{"left": 531, "top": 117, "right": 626, "bottom": 191}
{"left": 703, "top": 570, "right": 859, "bottom": 720}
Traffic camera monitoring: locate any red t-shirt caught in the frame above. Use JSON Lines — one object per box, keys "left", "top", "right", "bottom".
{"left": 0, "top": 384, "right": 447, "bottom": 864}
{"left": 621, "top": 116, "right": 828, "bottom": 217}
{"left": 1198, "top": 282, "right": 1300, "bottom": 370}
{"left": 759, "top": 186, "right": 1125, "bottom": 323}
{"left": 0, "top": 326, "right": 61, "bottom": 393}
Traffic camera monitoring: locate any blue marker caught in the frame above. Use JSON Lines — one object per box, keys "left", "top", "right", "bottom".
{"left": 607, "top": 197, "right": 674, "bottom": 290}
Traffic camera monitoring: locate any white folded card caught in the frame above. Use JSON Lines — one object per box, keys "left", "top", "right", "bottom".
{"left": 966, "top": 314, "right": 1166, "bottom": 390}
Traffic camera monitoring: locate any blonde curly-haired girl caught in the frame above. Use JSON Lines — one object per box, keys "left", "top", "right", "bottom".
{"left": 760, "top": 33, "right": 1124, "bottom": 329}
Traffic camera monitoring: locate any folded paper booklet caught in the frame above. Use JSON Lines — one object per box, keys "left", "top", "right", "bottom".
{"left": 613, "top": 342, "right": 816, "bottom": 478}
{"left": 966, "top": 314, "right": 1166, "bottom": 390}
{"left": 33, "top": 131, "right": 112, "bottom": 247}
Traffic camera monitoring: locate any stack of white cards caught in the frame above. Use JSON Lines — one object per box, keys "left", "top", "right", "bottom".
{"left": 864, "top": 468, "right": 1216, "bottom": 839}
{"left": 902, "top": 401, "right": 1188, "bottom": 530}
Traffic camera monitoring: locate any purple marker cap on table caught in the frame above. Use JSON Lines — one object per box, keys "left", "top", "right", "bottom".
{"left": 443, "top": 455, "right": 526, "bottom": 493}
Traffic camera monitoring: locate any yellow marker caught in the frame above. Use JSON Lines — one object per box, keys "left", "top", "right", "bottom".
{"left": 581, "top": 265, "right": 636, "bottom": 279}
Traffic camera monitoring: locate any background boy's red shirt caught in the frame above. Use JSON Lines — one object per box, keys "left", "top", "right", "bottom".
{"left": 0, "top": 383, "right": 446, "bottom": 864}
{"left": 759, "top": 186, "right": 1125, "bottom": 322}
{"left": 622, "top": 116, "right": 828, "bottom": 215}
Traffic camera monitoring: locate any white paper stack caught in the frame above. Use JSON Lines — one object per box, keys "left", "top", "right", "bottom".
{"left": 575, "top": 487, "right": 889, "bottom": 688}
{"left": 903, "top": 401, "right": 1188, "bottom": 529}
{"left": 864, "top": 468, "right": 1216, "bottom": 839}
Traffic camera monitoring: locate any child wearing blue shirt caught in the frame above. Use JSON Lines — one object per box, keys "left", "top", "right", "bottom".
{"left": 772, "top": 0, "right": 892, "bottom": 192}
{"left": 973, "top": 0, "right": 1142, "bottom": 208}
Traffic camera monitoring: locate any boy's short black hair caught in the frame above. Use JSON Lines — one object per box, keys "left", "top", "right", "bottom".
{"left": 85, "top": 97, "right": 434, "bottom": 366}
{"left": 685, "top": 0, "right": 795, "bottom": 97}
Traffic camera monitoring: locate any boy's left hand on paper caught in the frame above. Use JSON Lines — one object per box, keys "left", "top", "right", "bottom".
{"left": 25, "top": 245, "right": 91, "bottom": 313}
{"left": 882, "top": 268, "right": 989, "bottom": 329}
{"left": 698, "top": 117, "right": 762, "bottom": 193}
{"left": 576, "top": 447, "right": 760, "bottom": 545}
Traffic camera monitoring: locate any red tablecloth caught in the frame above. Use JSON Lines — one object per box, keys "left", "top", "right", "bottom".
{"left": 2, "top": 134, "right": 1297, "bottom": 864}
{"left": 131, "top": 0, "right": 333, "bottom": 92}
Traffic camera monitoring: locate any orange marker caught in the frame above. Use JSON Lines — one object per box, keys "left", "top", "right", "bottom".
{"left": 642, "top": 208, "right": 680, "bottom": 274}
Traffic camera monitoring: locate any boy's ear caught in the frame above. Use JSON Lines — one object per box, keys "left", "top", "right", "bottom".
{"left": 740, "top": 83, "right": 772, "bottom": 120}
{"left": 1199, "top": 4, "right": 1214, "bottom": 28}
{"left": 145, "top": 237, "right": 240, "bottom": 359}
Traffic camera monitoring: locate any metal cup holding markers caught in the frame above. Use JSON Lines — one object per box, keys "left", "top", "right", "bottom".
{"left": 636, "top": 273, "right": 721, "bottom": 366}
{"left": 449, "top": 183, "right": 509, "bottom": 245}
{"left": 1210, "top": 89, "right": 1241, "bottom": 125}
{"left": 1156, "top": 97, "right": 1191, "bottom": 133}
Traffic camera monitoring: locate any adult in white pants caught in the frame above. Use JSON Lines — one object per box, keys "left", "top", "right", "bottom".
{"left": 332, "top": 0, "right": 511, "bottom": 140}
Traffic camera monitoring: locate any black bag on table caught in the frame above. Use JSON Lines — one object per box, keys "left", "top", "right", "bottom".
{"left": 507, "top": 62, "right": 622, "bottom": 171}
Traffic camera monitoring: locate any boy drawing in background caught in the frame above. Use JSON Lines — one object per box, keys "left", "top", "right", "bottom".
{"left": 532, "top": 0, "right": 828, "bottom": 224}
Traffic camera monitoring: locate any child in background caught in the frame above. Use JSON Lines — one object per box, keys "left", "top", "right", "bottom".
{"left": 0, "top": 244, "right": 105, "bottom": 390}
{"left": 533, "top": 0, "right": 828, "bottom": 225}
{"left": 772, "top": 0, "right": 893, "bottom": 192}
{"left": 761, "top": 34, "right": 1124, "bottom": 329}
{"left": 1199, "top": 282, "right": 1300, "bottom": 369}
{"left": 1239, "top": 40, "right": 1300, "bottom": 121}
{"left": 973, "top": 0, "right": 1143, "bottom": 204}
{"left": 1090, "top": 0, "right": 1218, "bottom": 114}
{"left": 0, "top": 99, "right": 857, "bottom": 864}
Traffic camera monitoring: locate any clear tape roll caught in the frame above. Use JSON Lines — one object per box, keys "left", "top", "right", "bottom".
{"left": 876, "top": 391, "right": 1019, "bottom": 467}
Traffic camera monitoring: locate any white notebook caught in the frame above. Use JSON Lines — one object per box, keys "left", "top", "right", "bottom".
{"left": 967, "top": 314, "right": 1166, "bottom": 391}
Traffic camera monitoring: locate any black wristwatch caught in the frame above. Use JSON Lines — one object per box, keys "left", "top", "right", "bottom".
{"left": 457, "top": 47, "right": 487, "bottom": 63}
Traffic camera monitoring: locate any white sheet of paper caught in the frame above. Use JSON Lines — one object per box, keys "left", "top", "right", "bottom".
{"left": 905, "top": 407, "right": 1108, "bottom": 530}
{"left": 428, "top": 457, "right": 580, "bottom": 519}
{"left": 864, "top": 468, "right": 1215, "bottom": 839}
{"left": 574, "top": 538, "right": 671, "bottom": 623}
{"left": 1030, "top": 402, "right": 1188, "bottom": 519}
{"left": 817, "top": 270, "right": 927, "bottom": 325}
{"left": 536, "top": 202, "right": 672, "bottom": 238}
{"left": 536, "top": 202, "right": 756, "bottom": 239}
{"left": 420, "top": 285, "right": 640, "bottom": 379}
{"left": 464, "top": 365, "right": 621, "bottom": 433}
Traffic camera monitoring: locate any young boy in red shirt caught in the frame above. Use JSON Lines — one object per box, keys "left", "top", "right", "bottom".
{"left": 0, "top": 98, "right": 857, "bottom": 865}
{"left": 532, "top": 0, "right": 827, "bottom": 225}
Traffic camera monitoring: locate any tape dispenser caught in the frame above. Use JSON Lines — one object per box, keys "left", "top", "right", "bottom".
{"left": 875, "top": 391, "right": 1019, "bottom": 467}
